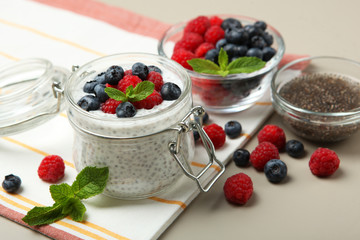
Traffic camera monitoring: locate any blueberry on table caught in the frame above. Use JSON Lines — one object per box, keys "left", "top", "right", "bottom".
{"left": 132, "top": 62, "right": 149, "bottom": 80}
{"left": 94, "top": 84, "right": 109, "bottom": 103}
{"left": 264, "top": 159, "right": 287, "bottom": 183}
{"left": 2, "top": 174, "right": 21, "bottom": 193}
{"left": 286, "top": 140, "right": 305, "bottom": 158}
{"left": 105, "top": 65, "right": 124, "bottom": 85}
{"left": 233, "top": 149, "right": 250, "bottom": 167}
{"left": 116, "top": 102, "right": 137, "bottom": 118}
{"left": 77, "top": 95, "right": 100, "bottom": 111}
{"left": 160, "top": 82, "right": 181, "bottom": 100}
{"left": 224, "top": 120, "right": 242, "bottom": 139}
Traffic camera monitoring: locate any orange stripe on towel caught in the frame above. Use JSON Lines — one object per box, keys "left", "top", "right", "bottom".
{"left": 191, "top": 161, "right": 221, "bottom": 172}
{"left": 148, "top": 197, "right": 187, "bottom": 209}
{"left": 1, "top": 137, "right": 75, "bottom": 168}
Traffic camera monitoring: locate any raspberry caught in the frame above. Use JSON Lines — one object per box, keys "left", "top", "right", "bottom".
{"left": 309, "top": 148, "right": 340, "bottom": 177}
{"left": 257, "top": 125, "right": 286, "bottom": 151}
{"left": 204, "top": 25, "right": 225, "bottom": 45}
{"left": 101, "top": 98, "right": 122, "bottom": 114}
{"left": 146, "top": 71, "right": 164, "bottom": 92}
{"left": 209, "top": 16, "right": 223, "bottom": 26}
{"left": 195, "top": 42, "right": 215, "bottom": 58}
{"left": 132, "top": 90, "right": 163, "bottom": 109}
{"left": 223, "top": 173, "right": 253, "bottom": 205}
{"left": 203, "top": 123, "right": 226, "bottom": 149}
{"left": 171, "top": 48, "right": 196, "bottom": 70}
{"left": 117, "top": 75, "right": 142, "bottom": 93}
{"left": 174, "top": 32, "right": 204, "bottom": 52}
{"left": 184, "top": 16, "right": 211, "bottom": 35}
{"left": 105, "top": 83, "right": 117, "bottom": 89}
{"left": 250, "top": 142, "right": 280, "bottom": 171}
{"left": 38, "top": 155, "right": 65, "bottom": 183}
{"left": 124, "top": 69, "right": 132, "bottom": 75}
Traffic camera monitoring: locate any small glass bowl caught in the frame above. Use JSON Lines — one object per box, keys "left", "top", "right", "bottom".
{"left": 158, "top": 15, "right": 285, "bottom": 113}
{"left": 271, "top": 56, "right": 360, "bottom": 142}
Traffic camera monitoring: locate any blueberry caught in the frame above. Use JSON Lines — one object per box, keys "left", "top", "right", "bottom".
{"left": 224, "top": 120, "right": 242, "bottom": 139}
{"left": 262, "top": 47, "right": 276, "bottom": 61}
{"left": 285, "top": 140, "right": 305, "bottom": 158}
{"left": 2, "top": 174, "right": 21, "bottom": 193}
{"left": 264, "top": 159, "right": 287, "bottom": 183}
{"left": 205, "top": 48, "right": 219, "bottom": 63}
{"left": 223, "top": 43, "right": 238, "bottom": 58}
{"left": 225, "top": 28, "right": 249, "bottom": 45}
{"left": 148, "top": 65, "right": 162, "bottom": 74}
{"left": 94, "top": 84, "right": 109, "bottom": 103}
{"left": 250, "top": 36, "right": 267, "bottom": 49}
{"left": 224, "top": 44, "right": 247, "bottom": 58}
{"left": 254, "top": 20, "right": 267, "bottom": 31}
{"left": 132, "top": 62, "right": 149, "bottom": 80}
{"left": 83, "top": 80, "right": 98, "bottom": 93}
{"left": 116, "top": 102, "right": 137, "bottom": 118}
{"left": 77, "top": 95, "right": 100, "bottom": 111}
{"left": 244, "top": 25, "right": 263, "bottom": 38}
{"left": 246, "top": 48, "right": 263, "bottom": 59}
{"left": 193, "top": 130, "right": 200, "bottom": 142}
{"left": 215, "top": 38, "right": 227, "bottom": 49}
{"left": 95, "top": 72, "right": 107, "bottom": 84}
{"left": 262, "top": 32, "right": 274, "bottom": 46}
{"left": 105, "top": 65, "right": 124, "bottom": 85}
{"left": 221, "top": 18, "right": 242, "bottom": 30}
{"left": 195, "top": 111, "right": 209, "bottom": 125}
{"left": 160, "top": 82, "right": 182, "bottom": 100}
{"left": 232, "top": 149, "right": 250, "bottom": 167}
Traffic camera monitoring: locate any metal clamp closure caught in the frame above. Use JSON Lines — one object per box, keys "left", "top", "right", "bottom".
{"left": 168, "top": 106, "right": 225, "bottom": 192}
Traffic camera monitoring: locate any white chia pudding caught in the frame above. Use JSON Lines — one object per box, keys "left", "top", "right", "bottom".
{"left": 65, "top": 53, "right": 195, "bottom": 199}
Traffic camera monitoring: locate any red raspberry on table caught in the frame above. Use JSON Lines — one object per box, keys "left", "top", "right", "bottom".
{"left": 195, "top": 42, "right": 215, "bottom": 58}
{"left": 203, "top": 123, "right": 226, "bottom": 149}
{"left": 146, "top": 71, "right": 164, "bottom": 92}
{"left": 204, "top": 25, "right": 225, "bottom": 45}
{"left": 223, "top": 173, "right": 253, "bottom": 205}
{"left": 171, "top": 48, "right": 196, "bottom": 70}
{"left": 184, "top": 16, "right": 211, "bottom": 36}
{"left": 38, "top": 155, "right": 65, "bottom": 183}
{"left": 250, "top": 142, "right": 280, "bottom": 171}
{"left": 101, "top": 98, "right": 122, "bottom": 114}
{"left": 117, "top": 75, "right": 142, "bottom": 93}
{"left": 257, "top": 125, "right": 286, "bottom": 151}
{"left": 132, "top": 90, "right": 163, "bottom": 109}
{"left": 309, "top": 148, "right": 340, "bottom": 177}
{"left": 174, "top": 32, "right": 204, "bottom": 52}
{"left": 209, "top": 16, "right": 223, "bottom": 26}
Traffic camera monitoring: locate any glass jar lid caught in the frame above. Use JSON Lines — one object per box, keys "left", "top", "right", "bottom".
{"left": 0, "top": 58, "right": 70, "bottom": 136}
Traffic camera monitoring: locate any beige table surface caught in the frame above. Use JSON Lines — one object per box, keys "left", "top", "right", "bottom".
{"left": 2, "top": 0, "right": 360, "bottom": 239}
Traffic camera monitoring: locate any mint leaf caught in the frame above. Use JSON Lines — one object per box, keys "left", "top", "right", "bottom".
{"left": 105, "top": 87, "right": 127, "bottom": 102}
{"left": 187, "top": 49, "right": 266, "bottom": 77}
{"left": 22, "top": 203, "right": 67, "bottom": 226}
{"left": 22, "top": 166, "right": 109, "bottom": 226}
{"left": 50, "top": 183, "right": 74, "bottom": 202}
{"left": 227, "top": 57, "right": 266, "bottom": 73}
{"left": 129, "top": 81, "right": 154, "bottom": 102}
{"left": 187, "top": 58, "right": 220, "bottom": 75}
{"left": 71, "top": 166, "right": 109, "bottom": 199}
{"left": 62, "top": 198, "right": 86, "bottom": 222}
{"left": 218, "top": 48, "right": 228, "bottom": 71}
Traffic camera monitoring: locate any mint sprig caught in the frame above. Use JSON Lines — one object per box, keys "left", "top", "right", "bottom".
{"left": 105, "top": 81, "right": 154, "bottom": 102}
{"left": 187, "top": 48, "right": 266, "bottom": 77}
{"left": 22, "top": 166, "right": 109, "bottom": 226}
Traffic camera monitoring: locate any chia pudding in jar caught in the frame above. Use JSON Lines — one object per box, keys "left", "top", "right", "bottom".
{"left": 64, "top": 53, "right": 195, "bottom": 199}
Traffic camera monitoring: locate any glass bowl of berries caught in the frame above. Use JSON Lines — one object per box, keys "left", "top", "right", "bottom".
{"left": 64, "top": 53, "right": 224, "bottom": 199}
{"left": 158, "top": 15, "right": 285, "bottom": 113}
{"left": 271, "top": 56, "right": 360, "bottom": 142}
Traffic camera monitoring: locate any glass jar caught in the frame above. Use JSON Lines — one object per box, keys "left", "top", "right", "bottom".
{"left": 0, "top": 59, "right": 69, "bottom": 136}
{"left": 64, "top": 53, "right": 224, "bottom": 199}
